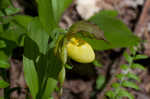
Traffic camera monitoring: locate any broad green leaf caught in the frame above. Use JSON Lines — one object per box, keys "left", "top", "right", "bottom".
{"left": 36, "top": 49, "right": 61, "bottom": 99}
{"left": 46, "top": 50, "right": 62, "bottom": 78}
{"left": 4, "top": 7, "right": 20, "bottom": 15}
{"left": 24, "top": 36, "right": 39, "bottom": 61}
{"left": 134, "top": 54, "right": 148, "bottom": 60}
{"left": 52, "top": 0, "right": 72, "bottom": 24}
{"left": 89, "top": 10, "right": 140, "bottom": 49}
{"left": 37, "top": 0, "right": 72, "bottom": 34}
{"left": 37, "top": 0, "right": 56, "bottom": 33}
{"left": 0, "top": 39, "right": 17, "bottom": 56}
{"left": 122, "top": 81, "right": 140, "bottom": 90}
{"left": 131, "top": 63, "right": 145, "bottom": 70}
{"left": 13, "top": 15, "right": 33, "bottom": 30}
{"left": 127, "top": 72, "right": 140, "bottom": 82}
{"left": 0, "top": 0, "right": 12, "bottom": 9}
{"left": 37, "top": 49, "right": 62, "bottom": 81}
{"left": 68, "top": 21, "right": 106, "bottom": 40}
{"left": 23, "top": 56, "right": 39, "bottom": 99}
{"left": 24, "top": 36, "right": 39, "bottom": 99}
{"left": 0, "top": 51, "right": 10, "bottom": 69}
{"left": 0, "top": 11, "right": 4, "bottom": 16}
{"left": 0, "top": 80, "right": 9, "bottom": 88}
{"left": 96, "top": 75, "right": 105, "bottom": 90}
{"left": 0, "top": 40, "right": 6, "bottom": 48}
{"left": 97, "top": 10, "right": 118, "bottom": 18}
{"left": 118, "top": 88, "right": 134, "bottom": 99}
{"left": 41, "top": 78, "right": 57, "bottom": 99}
{"left": 83, "top": 38, "right": 111, "bottom": 50}
{"left": 27, "top": 18, "right": 49, "bottom": 54}
{"left": 0, "top": 20, "right": 26, "bottom": 45}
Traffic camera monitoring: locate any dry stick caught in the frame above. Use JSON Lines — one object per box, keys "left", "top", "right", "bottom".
{"left": 134, "top": 0, "right": 150, "bottom": 35}
{"left": 97, "top": 56, "right": 125, "bottom": 99}
{"left": 97, "top": 1, "right": 150, "bottom": 99}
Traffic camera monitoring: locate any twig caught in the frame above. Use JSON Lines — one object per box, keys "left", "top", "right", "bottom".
{"left": 134, "top": 0, "right": 150, "bottom": 35}
{"left": 97, "top": 56, "right": 125, "bottom": 99}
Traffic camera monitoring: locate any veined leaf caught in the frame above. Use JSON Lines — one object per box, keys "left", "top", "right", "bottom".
{"left": 37, "top": 0, "right": 72, "bottom": 34}
{"left": 12, "top": 15, "right": 33, "bottom": 30}
{"left": 118, "top": 88, "right": 134, "bottom": 99}
{"left": 68, "top": 21, "right": 106, "bottom": 40}
{"left": 134, "top": 54, "right": 148, "bottom": 60}
{"left": 52, "top": 0, "right": 72, "bottom": 24}
{"left": 131, "top": 63, "right": 145, "bottom": 70}
{"left": 122, "top": 81, "right": 140, "bottom": 90}
{"left": 27, "top": 18, "right": 49, "bottom": 54}
{"left": 23, "top": 56, "right": 39, "bottom": 99}
{"left": 127, "top": 72, "right": 140, "bottom": 82}
{"left": 89, "top": 10, "right": 140, "bottom": 49}
{"left": 0, "top": 20, "right": 26, "bottom": 45}
{"left": 41, "top": 78, "right": 57, "bottom": 99}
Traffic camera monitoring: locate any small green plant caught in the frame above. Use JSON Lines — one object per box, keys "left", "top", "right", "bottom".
{"left": 106, "top": 46, "right": 147, "bottom": 99}
{"left": 0, "top": 0, "right": 141, "bottom": 99}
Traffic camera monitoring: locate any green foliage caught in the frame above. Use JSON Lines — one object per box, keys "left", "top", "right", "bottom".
{"left": 89, "top": 10, "right": 140, "bottom": 50}
{"left": 106, "top": 46, "right": 147, "bottom": 99}
{"left": 0, "top": 80, "right": 9, "bottom": 88}
{"left": 4, "top": 7, "right": 20, "bottom": 15}
{"left": 36, "top": 0, "right": 72, "bottom": 34}
{"left": 0, "top": 51, "right": 10, "bottom": 69}
{"left": 127, "top": 72, "right": 140, "bottom": 82}
{"left": 0, "top": 40, "right": 6, "bottom": 48}
{"left": 122, "top": 81, "right": 140, "bottom": 90}
{"left": 131, "top": 63, "right": 145, "bottom": 70}
{"left": 0, "top": 0, "right": 12, "bottom": 10}
{"left": 117, "top": 88, "right": 134, "bottom": 99}
{"left": 134, "top": 54, "right": 148, "bottom": 60}
{"left": 27, "top": 18, "right": 49, "bottom": 54}
{"left": 96, "top": 75, "right": 106, "bottom": 90}
{"left": 23, "top": 56, "right": 39, "bottom": 99}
